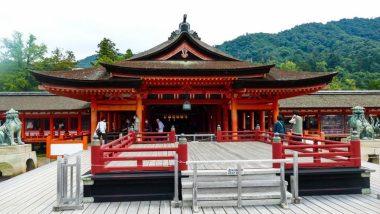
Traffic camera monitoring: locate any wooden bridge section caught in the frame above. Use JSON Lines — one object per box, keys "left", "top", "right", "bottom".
{"left": 0, "top": 141, "right": 379, "bottom": 213}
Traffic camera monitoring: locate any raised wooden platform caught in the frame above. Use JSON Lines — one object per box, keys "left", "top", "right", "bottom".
{"left": 0, "top": 141, "right": 379, "bottom": 213}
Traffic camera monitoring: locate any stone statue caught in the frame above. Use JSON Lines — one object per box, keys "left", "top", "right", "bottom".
{"left": 349, "top": 106, "right": 374, "bottom": 140}
{"left": 370, "top": 115, "right": 380, "bottom": 138}
{"left": 0, "top": 108, "right": 24, "bottom": 146}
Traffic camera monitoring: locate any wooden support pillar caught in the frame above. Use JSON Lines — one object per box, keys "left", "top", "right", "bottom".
{"left": 117, "top": 112, "right": 121, "bottom": 131}
{"left": 260, "top": 111, "right": 265, "bottom": 131}
{"left": 113, "top": 112, "right": 117, "bottom": 131}
{"left": 223, "top": 105, "right": 229, "bottom": 131}
{"left": 231, "top": 98, "right": 238, "bottom": 133}
{"left": 216, "top": 105, "right": 222, "bottom": 128}
{"left": 211, "top": 106, "right": 217, "bottom": 133}
{"left": 21, "top": 112, "right": 26, "bottom": 139}
{"left": 68, "top": 116, "right": 71, "bottom": 131}
{"left": 136, "top": 94, "right": 143, "bottom": 132}
{"left": 242, "top": 112, "right": 246, "bottom": 130}
{"left": 273, "top": 99, "right": 279, "bottom": 124}
{"left": 250, "top": 111, "right": 255, "bottom": 130}
{"left": 50, "top": 112, "right": 54, "bottom": 139}
{"left": 317, "top": 114, "right": 321, "bottom": 133}
{"left": 91, "top": 102, "right": 98, "bottom": 139}
{"left": 107, "top": 112, "right": 111, "bottom": 132}
{"left": 78, "top": 111, "right": 82, "bottom": 134}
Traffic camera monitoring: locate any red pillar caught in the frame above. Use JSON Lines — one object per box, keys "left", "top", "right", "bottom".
{"left": 50, "top": 112, "right": 54, "bottom": 139}
{"left": 113, "top": 112, "right": 117, "bottom": 132}
{"left": 78, "top": 111, "right": 82, "bottom": 134}
{"left": 260, "top": 111, "right": 265, "bottom": 131}
{"left": 178, "top": 143, "right": 188, "bottom": 170}
{"left": 242, "top": 112, "right": 246, "bottom": 130}
{"left": 107, "top": 112, "right": 111, "bottom": 132}
{"left": 273, "top": 99, "right": 279, "bottom": 124}
{"left": 250, "top": 112, "right": 255, "bottom": 130}
{"left": 216, "top": 106, "right": 222, "bottom": 128}
{"left": 91, "top": 145, "right": 103, "bottom": 174}
{"left": 211, "top": 106, "right": 217, "bottom": 133}
{"left": 21, "top": 112, "right": 26, "bottom": 139}
{"left": 91, "top": 102, "right": 98, "bottom": 139}
{"left": 223, "top": 105, "right": 229, "bottom": 131}
{"left": 350, "top": 136, "right": 361, "bottom": 167}
{"left": 231, "top": 98, "right": 238, "bottom": 140}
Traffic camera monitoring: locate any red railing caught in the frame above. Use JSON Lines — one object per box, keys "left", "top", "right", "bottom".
{"left": 216, "top": 129, "right": 361, "bottom": 169}
{"left": 91, "top": 131, "right": 187, "bottom": 175}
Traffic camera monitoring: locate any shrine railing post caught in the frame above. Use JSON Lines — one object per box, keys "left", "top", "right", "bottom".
{"left": 170, "top": 126, "right": 176, "bottom": 143}
{"left": 216, "top": 125, "right": 222, "bottom": 142}
{"left": 272, "top": 132, "right": 282, "bottom": 168}
{"left": 350, "top": 131, "right": 361, "bottom": 167}
{"left": 91, "top": 138, "right": 103, "bottom": 175}
{"left": 178, "top": 134, "right": 188, "bottom": 170}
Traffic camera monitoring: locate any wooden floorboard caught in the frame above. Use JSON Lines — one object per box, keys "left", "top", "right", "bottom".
{"left": 0, "top": 141, "right": 380, "bottom": 214}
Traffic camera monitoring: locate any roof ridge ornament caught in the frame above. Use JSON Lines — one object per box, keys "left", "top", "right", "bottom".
{"left": 168, "top": 14, "right": 201, "bottom": 40}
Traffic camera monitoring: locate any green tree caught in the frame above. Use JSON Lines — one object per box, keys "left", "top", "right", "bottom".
{"left": 328, "top": 77, "right": 342, "bottom": 90}
{"left": 315, "top": 61, "right": 328, "bottom": 72}
{"left": 93, "top": 38, "right": 119, "bottom": 65}
{"left": 278, "top": 60, "right": 299, "bottom": 71}
{"left": 0, "top": 31, "right": 46, "bottom": 70}
{"left": 34, "top": 48, "right": 77, "bottom": 71}
{"left": 124, "top": 49, "right": 133, "bottom": 59}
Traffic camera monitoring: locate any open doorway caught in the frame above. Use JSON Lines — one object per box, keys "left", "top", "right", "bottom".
{"left": 147, "top": 105, "right": 217, "bottom": 134}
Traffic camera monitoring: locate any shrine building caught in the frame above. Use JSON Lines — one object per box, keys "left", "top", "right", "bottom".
{"left": 30, "top": 16, "right": 337, "bottom": 137}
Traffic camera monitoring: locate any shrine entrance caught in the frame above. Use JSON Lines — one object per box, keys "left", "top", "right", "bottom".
{"left": 147, "top": 105, "right": 222, "bottom": 134}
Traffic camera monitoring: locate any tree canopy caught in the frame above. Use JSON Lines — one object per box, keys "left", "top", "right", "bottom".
{"left": 92, "top": 38, "right": 133, "bottom": 66}
{"left": 216, "top": 17, "right": 380, "bottom": 90}
{"left": 0, "top": 32, "right": 76, "bottom": 91}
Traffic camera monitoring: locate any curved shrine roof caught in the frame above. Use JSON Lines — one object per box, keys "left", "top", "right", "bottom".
{"left": 30, "top": 15, "right": 337, "bottom": 93}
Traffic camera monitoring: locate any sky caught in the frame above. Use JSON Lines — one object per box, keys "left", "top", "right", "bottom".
{"left": 0, "top": 0, "right": 379, "bottom": 59}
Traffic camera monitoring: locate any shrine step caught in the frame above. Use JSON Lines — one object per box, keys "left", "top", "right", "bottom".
{"left": 285, "top": 167, "right": 371, "bottom": 196}
{"left": 82, "top": 171, "right": 182, "bottom": 202}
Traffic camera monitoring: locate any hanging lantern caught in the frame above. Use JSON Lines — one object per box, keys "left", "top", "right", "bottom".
{"left": 183, "top": 100, "right": 191, "bottom": 110}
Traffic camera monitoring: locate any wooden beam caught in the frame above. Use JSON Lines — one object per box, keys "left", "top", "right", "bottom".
{"left": 97, "top": 104, "right": 136, "bottom": 111}
{"left": 235, "top": 104, "right": 273, "bottom": 110}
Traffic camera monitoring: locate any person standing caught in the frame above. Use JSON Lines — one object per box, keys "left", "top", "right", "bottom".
{"left": 144, "top": 120, "right": 152, "bottom": 132}
{"left": 133, "top": 115, "right": 140, "bottom": 132}
{"left": 95, "top": 117, "right": 107, "bottom": 144}
{"left": 156, "top": 118, "right": 165, "bottom": 133}
{"left": 289, "top": 110, "right": 303, "bottom": 140}
{"left": 274, "top": 115, "right": 286, "bottom": 138}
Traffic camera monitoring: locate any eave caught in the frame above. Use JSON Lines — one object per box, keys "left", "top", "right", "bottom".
{"left": 31, "top": 70, "right": 142, "bottom": 88}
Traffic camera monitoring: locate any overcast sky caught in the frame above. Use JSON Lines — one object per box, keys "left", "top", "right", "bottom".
{"left": 0, "top": 0, "right": 379, "bottom": 59}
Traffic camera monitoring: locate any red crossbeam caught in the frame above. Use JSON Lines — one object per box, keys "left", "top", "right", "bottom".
{"left": 103, "top": 156, "right": 175, "bottom": 161}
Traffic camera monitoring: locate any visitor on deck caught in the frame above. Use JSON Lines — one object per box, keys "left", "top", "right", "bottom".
{"left": 156, "top": 118, "right": 165, "bottom": 133}
{"left": 133, "top": 115, "right": 140, "bottom": 132}
{"left": 122, "top": 119, "right": 132, "bottom": 132}
{"left": 289, "top": 110, "right": 303, "bottom": 141}
{"left": 274, "top": 115, "right": 286, "bottom": 138}
{"left": 144, "top": 120, "right": 152, "bottom": 132}
{"left": 95, "top": 117, "right": 107, "bottom": 144}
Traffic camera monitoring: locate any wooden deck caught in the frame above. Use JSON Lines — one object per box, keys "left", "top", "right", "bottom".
{"left": 0, "top": 141, "right": 380, "bottom": 214}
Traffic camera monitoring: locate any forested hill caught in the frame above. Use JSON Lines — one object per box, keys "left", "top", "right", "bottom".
{"left": 216, "top": 17, "right": 380, "bottom": 89}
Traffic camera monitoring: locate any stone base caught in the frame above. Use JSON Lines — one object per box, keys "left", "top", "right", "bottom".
{"left": 0, "top": 144, "right": 37, "bottom": 176}
{"left": 360, "top": 139, "right": 380, "bottom": 163}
